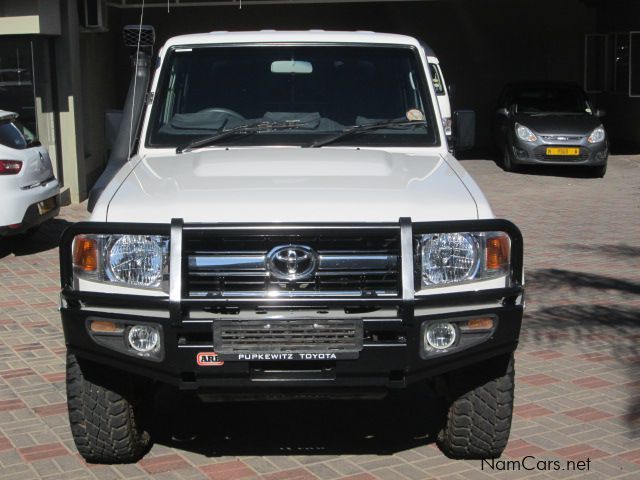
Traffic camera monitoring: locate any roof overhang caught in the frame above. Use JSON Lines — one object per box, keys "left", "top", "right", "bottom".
{"left": 107, "top": 0, "right": 431, "bottom": 7}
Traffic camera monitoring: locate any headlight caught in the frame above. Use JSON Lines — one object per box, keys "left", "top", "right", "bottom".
{"left": 421, "top": 233, "right": 479, "bottom": 284}
{"left": 588, "top": 126, "right": 605, "bottom": 144}
{"left": 106, "top": 235, "right": 165, "bottom": 287}
{"left": 515, "top": 123, "right": 537, "bottom": 142}
{"left": 417, "top": 232, "right": 510, "bottom": 288}
{"left": 72, "top": 234, "right": 169, "bottom": 290}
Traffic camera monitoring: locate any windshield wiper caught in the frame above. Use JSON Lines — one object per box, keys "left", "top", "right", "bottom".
{"left": 177, "top": 120, "right": 312, "bottom": 153}
{"left": 305, "top": 119, "right": 427, "bottom": 148}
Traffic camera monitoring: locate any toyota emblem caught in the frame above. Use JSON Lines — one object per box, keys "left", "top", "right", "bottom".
{"left": 266, "top": 245, "right": 318, "bottom": 281}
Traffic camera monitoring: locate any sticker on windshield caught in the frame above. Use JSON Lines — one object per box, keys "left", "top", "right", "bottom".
{"left": 406, "top": 109, "right": 425, "bottom": 121}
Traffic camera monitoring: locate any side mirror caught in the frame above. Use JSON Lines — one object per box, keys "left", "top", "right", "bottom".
{"left": 496, "top": 107, "right": 510, "bottom": 116}
{"left": 596, "top": 108, "right": 606, "bottom": 118}
{"left": 453, "top": 110, "right": 475, "bottom": 151}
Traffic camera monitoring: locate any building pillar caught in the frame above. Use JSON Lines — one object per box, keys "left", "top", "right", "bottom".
{"left": 54, "top": 0, "right": 86, "bottom": 204}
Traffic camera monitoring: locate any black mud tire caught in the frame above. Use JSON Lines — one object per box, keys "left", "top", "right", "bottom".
{"left": 436, "top": 354, "right": 515, "bottom": 459}
{"left": 66, "top": 353, "right": 151, "bottom": 463}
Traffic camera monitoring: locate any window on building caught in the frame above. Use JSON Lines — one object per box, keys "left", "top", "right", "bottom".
{"left": 629, "top": 31, "right": 640, "bottom": 97}
{"left": 0, "top": 38, "right": 37, "bottom": 133}
{"left": 614, "top": 32, "right": 630, "bottom": 94}
{"left": 585, "top": 31, "right": 640, "bottom": 97}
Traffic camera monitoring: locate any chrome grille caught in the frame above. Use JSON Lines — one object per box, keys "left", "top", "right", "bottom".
{"left": 184, "top": 231, "right": 400, "bottom": 298}
{"left": 540, "top": 135, "right": 584, "bottom": 142}
{"left": 214, "top": 319, "right": 363, "bottom": 353}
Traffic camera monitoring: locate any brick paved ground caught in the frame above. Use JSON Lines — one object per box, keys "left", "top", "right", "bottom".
{"left": 0, "top": 155, "right": 638, "bottom": 479}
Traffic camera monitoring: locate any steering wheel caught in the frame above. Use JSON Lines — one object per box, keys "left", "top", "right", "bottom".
{"left": 196, "top": 108, "right": 245, "bottom": 121}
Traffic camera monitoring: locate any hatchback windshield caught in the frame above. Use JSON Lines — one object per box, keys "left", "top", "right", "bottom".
{"left": 146, "top": 45, "right": 439, "bottom": 148}
{"left": 0, "top": 119, "right": 37, "bottom": 150}
{"left": 513, "top": 87, "right": 592, "bottom": 115}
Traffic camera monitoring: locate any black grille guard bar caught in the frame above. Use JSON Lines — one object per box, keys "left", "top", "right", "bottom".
{"left": 59, "top": 219, "right": 524, "bottom": 325}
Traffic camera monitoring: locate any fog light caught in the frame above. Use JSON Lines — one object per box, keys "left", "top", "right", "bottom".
{"left": 127, "top": 325, "right": 160, "bottom": 353}
{"left": 425, "top": 322, "right": 457, "bottom": 350}
{"left": 514, "top": 147, "right": 528, "bottom": 160}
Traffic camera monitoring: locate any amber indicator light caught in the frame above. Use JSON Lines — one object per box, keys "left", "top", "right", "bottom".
{"left": 486, "top": 234, "right": 510, "bottom": 270}
{"left": 72, "top": 236, "right": 98, "bottom": 272}
{"left": 460, "top": 317, "right": 495, "bottom": 331}
{"left": 90, "top": 320, "right": 121, "bottom": 333}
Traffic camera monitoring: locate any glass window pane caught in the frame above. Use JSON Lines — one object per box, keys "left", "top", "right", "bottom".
{"left": 147, "top": 45, "right": 438, "bottom": 148}
{"left": 615, "top": 33, "right": 630, "bottom": 94}
{"left": 0, "top": 38, "right": 37, "bottom": 134}
{"left": 0, "top": 120, "right": 27, "bottom": 149}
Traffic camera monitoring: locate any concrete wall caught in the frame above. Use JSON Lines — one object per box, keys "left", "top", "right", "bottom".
{"left": 54, "top": 0, "right": 88, "bottom": 204}
{"left": 79, "top": 30, "right": 121, "bottom": 188}
{"left": 0, "top": 0, "right": 61, "bottom": 35}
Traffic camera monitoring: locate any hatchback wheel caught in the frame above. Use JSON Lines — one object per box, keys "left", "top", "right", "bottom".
{"left": 590, "top": 163, "right": 607, "bottom": 178}
{"left": 502, "top": 147, "right": 517, "bottom": 172}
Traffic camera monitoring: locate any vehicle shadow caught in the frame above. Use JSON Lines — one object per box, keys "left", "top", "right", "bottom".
{"left": 563, "top": 243, "right": 640, "bottom": 258}
{"left": 150, "top": 382, "right": 442, "bottom": 457}
{"left": 525, "top": 266, "right": 640, "bottom": 435}
{"left": 0, "top": 218, "right": 72, "bottom": 259}
{"left": 458, "top": 150, "right": 603, "bottom": 178}
{"left": 527, "top": 268, "right": 640, "bottom": 295}
{"left": 510, "top": 164, "right": 601, "bottom": 178}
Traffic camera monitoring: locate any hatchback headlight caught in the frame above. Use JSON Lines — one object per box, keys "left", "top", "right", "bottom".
{"left": 515, "top": 123, "right": 537, "bottom": 142}
{"left": 72, "top": 234, "right": 169, "bottom": 290}
{"left": 417, "top": 232, "right": 510, "bottom": 288}
{"left": 588, "top": 126, "right": 605, "bottom": 144}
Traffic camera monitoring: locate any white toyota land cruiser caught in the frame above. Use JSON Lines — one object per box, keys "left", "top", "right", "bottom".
{"left": 60, "top": 31, "right": 524, "bottom": 463}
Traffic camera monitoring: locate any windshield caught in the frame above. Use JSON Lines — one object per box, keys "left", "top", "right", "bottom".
{"left": 513, "top": 87, "right": 592, "bottom": 115}
{"left": 146, "top": 45, "right": 439, "bottom": 148}
{"left": 0, "top": 119, "right": 37, "bottom": 149}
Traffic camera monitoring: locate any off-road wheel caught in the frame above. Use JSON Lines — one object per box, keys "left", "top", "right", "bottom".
{"left": 66, "top": 353, "right": 151, "bottom": 463}
{"left": 437, "top": 354, "right": 515, "bottom": 459}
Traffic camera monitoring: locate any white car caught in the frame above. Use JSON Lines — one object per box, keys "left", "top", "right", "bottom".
{"left": 59, "top": 31, "right": 524, "bottom": 464}
{"left": 0, "top": 110, "right": 59, "bottom": 236}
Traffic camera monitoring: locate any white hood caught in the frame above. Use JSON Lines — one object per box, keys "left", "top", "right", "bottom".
{"left": 105, "top": 148, "right": 479, "bottom": 223}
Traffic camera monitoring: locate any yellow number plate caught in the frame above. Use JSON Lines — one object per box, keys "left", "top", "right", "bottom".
{"left": 546, "top": 147, "right": 580, "bottom": 156}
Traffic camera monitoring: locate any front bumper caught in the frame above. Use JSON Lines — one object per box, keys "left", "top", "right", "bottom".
{"left": 509, "top": 137, "right": 608, "bottom": 166}
{"left": 61, "top": 301, "right": 523, "bottom": 391}
{"left": 0, "top": 179, "right": 60, "bottom": 235}
{"left": 59, "top": 219, "right": 524, "bottom": 393}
